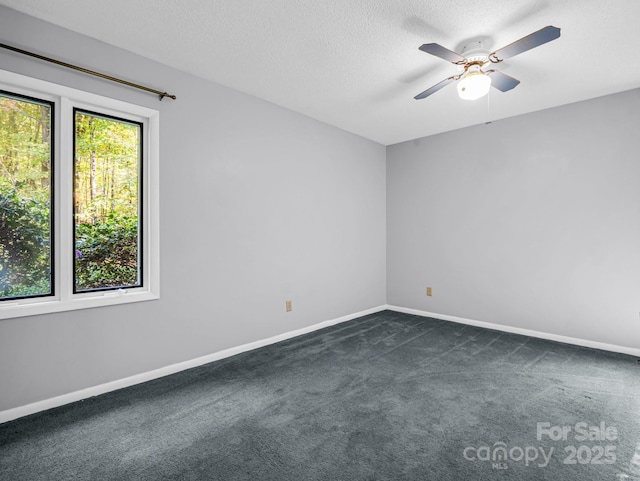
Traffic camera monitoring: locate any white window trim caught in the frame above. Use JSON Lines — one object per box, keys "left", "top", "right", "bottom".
{"left": 0, "top": 69, "right": 160, "bottom": 320}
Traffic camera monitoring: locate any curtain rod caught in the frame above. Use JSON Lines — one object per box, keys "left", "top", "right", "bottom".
{"left": 0, "top": 42, "right": 176, "bottom": 101}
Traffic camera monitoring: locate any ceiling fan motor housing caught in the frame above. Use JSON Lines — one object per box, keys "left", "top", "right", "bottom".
{"left": 459, "top": 37, "right": 491, "bottom": 59}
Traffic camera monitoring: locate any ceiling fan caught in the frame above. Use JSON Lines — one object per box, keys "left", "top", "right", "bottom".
{"left": 414, "top": 25, "right": 561, "bottom": 101}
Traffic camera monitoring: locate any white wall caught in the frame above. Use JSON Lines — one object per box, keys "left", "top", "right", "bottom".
{"left": 0, "top": 7, "right": 387, "bottom": 412}
{"left": 387, "top": 88, "right": 640, "bottom": 349}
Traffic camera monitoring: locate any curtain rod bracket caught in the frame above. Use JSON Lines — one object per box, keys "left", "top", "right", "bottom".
{"left": 0, "top": 42, "right": 177, "bottom": 101}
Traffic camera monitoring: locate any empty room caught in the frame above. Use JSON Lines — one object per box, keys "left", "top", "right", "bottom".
{"left": 1, "top": 1, "right": 639, "bottom": 480}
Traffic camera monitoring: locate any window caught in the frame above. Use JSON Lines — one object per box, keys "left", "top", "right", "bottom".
{"left": 73, "top": 110, "right": 143, "bottom": 293}
{"left": 0, "top": 69, "right": 159, "bottom": 319}
{"left": 0, "top": 92, "right": 54, "bottom": 300}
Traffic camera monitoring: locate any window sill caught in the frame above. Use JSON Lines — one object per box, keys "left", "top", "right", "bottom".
{"left": 0, "top": 290, "right": 160, "bottom": 320}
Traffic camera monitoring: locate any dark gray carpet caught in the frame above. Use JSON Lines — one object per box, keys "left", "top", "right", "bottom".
{"left": 2, "top": 310, "right": 640, "bottom": 480}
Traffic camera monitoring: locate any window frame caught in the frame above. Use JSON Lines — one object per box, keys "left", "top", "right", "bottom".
{"left": 72, "top": 107, "right": 145, "bottom": 294}
{"left": 0, "top": 69, "right": 159, "bottom": 319}
{"left": 0, "top": 89, "right": 56, "bottom": 301}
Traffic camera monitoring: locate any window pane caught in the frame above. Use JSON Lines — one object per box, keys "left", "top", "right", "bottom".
{"left": 74, "top": 110, "right": 142, "bottom": 292}
{"left": 0, "top": 92, "right": 53, "bottom": 300}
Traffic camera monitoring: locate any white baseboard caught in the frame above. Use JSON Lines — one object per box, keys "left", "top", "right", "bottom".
{"left": 0, "top": 305, "right": 387, "bottom": 424}
{"left": 4, "top": 304, "right": 637, "bottom": 424}
{"left": 386, "top": 305, "right": 640, "bottom": 358}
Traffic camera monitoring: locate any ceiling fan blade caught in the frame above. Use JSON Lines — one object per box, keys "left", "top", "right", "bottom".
{"left": 486, "top": 70, "right": 520, "bottom": 92}
{"left": 489, "top": 25, "right": 560, "bottom": 62}
{"left": 419, "top": 43, "right": 466, "bottom": 64}
{"left": 414, "top": 76, "right": 458, "bottom": 100}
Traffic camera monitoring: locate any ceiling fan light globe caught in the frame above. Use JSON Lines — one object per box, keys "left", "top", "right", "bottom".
{"left": 457, "top": 72, "right": 491, "bottom": 100}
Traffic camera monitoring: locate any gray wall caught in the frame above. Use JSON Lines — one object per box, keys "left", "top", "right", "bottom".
{"left": 0, "top": 7, "right": 387, "bottom": 411}
{"left": 387, "top": 88, "right": 640, "bottom": 349}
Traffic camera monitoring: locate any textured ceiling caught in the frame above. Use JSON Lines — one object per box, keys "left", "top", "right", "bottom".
{"left": 1, "top": 0, "right": 640, "bottom": 145}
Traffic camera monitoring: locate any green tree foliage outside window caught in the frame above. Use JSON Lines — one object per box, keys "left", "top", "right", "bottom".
{"left": 74, "top": 111, "right": 142, "bottom": 292}
{"left": 0, "top": 93, "right": 52, "bottom": 299}
{"left": 0, "top": 93, "right": 143, "bottom": 301}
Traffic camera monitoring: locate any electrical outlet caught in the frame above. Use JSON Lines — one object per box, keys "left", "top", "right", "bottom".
{"left": 285, "top": 300, "right": 292, "bottom": 312}
{"left": 426, "top": 287, "right": 432, "bottom": 296}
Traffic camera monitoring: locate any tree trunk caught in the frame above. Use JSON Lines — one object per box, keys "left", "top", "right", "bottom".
{"left": 40, "top": 104, "right": 51, "bottom": 189}
{"left": 88, "top": 118, "right": 97, "bottom": 221}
